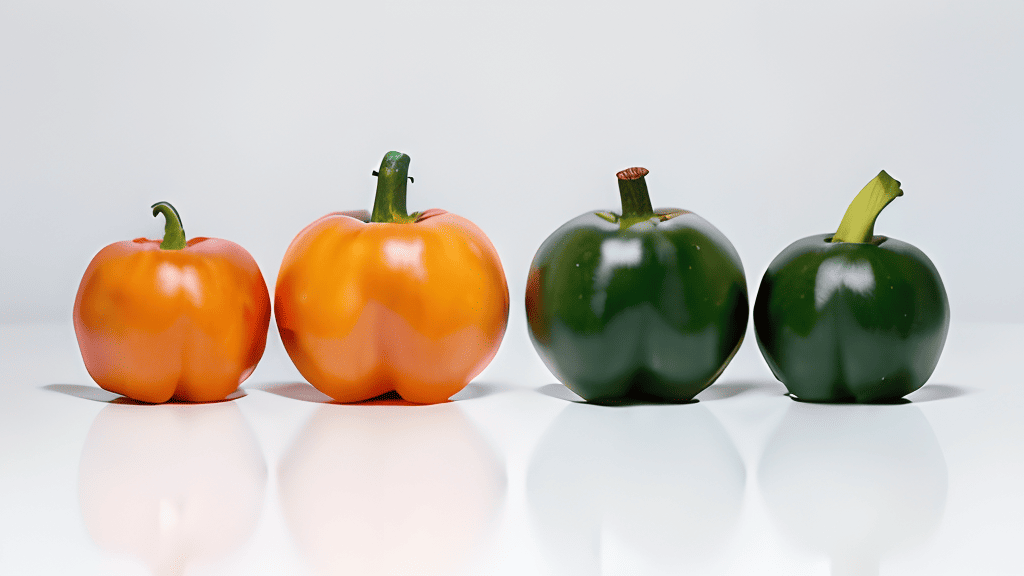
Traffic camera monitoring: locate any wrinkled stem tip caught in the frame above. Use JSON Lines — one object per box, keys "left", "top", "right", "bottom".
{"left": 617, "top": 167, "right": 650, "bottom": 180}
{"left": 877, "top": 170, "right": 904, "bottom": 196}
{"left": 150, "top": 201, "right": 186, "bottom": 250}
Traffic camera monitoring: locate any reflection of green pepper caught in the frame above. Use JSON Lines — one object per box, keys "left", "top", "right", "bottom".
{"left": 526, "top": 167, "right": 748, "bottom": 403}
{"left": 753, "top": 171, "right": 949, "bottom": 403}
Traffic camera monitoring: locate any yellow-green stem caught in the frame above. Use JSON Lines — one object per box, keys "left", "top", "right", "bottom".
{"left": 831, "top": 170, "right": 903, "bottom": 243}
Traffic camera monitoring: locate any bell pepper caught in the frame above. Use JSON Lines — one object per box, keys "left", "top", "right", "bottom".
{"left": 274, "top": 151, "right": 509, "bottom": 404}
{"left": 525, "top": 167, "right": 749, "bottom": 403}
{"left": 73, "top": 202, "right": 271, "bottom": 403}
{"left": 752, "top": 171, "right": 950, "bottom": 403}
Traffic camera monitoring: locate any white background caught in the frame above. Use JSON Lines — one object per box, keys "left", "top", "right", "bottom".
{"left": 2, "top": 0, "right": 1023, "bottom": 325}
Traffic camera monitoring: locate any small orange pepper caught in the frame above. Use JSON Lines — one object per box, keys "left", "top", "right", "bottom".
{"left": 73, "top": 202, "right": 271, "bottom": 403}
{"left": 274, "top": 151, "right": 509, "bottom": 404}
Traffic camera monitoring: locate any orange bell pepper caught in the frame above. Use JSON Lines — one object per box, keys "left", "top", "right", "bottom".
{"left": 73, "top": 202, "right": 271, "bottom": 403}
{"left": 274, "top": 151, "right": 509, "bottom": 404}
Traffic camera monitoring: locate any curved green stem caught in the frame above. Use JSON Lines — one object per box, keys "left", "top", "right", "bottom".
{"left": 831, "top": 170, "right": 903, "bottom": 243}
{"left": 616, "top": 167, "right": 655, "bottom": 220}
{"left": 151, "top": 201, "right": 186, "bottom": 250}
{"left": 370, "top": 151, "right": 415, "bottom": 223}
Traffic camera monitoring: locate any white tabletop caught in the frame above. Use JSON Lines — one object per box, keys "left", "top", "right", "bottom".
{"left": 1, "top": 320, "right": 1021, "bottom": 575}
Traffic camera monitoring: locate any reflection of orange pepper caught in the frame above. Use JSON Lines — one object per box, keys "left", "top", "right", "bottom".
{"left": 73, "top": 202, "right": 271, "bottom": 403}
{"left": 275, "top": 152, "right": 509, "bottom": 404}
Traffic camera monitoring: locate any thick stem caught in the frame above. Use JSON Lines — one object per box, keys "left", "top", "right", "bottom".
{"left": 370, "top": 151, "right": 414, "bottom": 223}
{"left": 831, "top": 170, "right": 903, "bottom": 243}
{"left": 616, "top": 167, "right": 655, "bottom": 219}
{"left": 151, "top": 202, "right": 186, "bottom": 250}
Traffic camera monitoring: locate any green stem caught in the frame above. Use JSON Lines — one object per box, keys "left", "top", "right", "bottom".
{"left": 616, "top": 167, "right": 655, "bottom": 219}
{"left": 831, "top": 170, "right": 903, "bottom": 243}
{"left": 370, "top": 151, "right": 414, "bottom": 223}
{"left": 151, "top": 202, "right": 186, "bottom": 250}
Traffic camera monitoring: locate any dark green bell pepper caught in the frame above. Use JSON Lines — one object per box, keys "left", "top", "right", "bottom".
{"left": 525, "top": 167, "right": 748, "bottom": 403}
{"left": 753, "top": 171, "right": 949, "bottom": 403}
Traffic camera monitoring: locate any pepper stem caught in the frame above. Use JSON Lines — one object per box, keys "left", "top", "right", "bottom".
{"left": 370, "top": 151, "right": 414, "bottom": 223}
{"left": 151, "top": 201, "right": 186, "bottom": 250}
{"left": 616, "top": 167, "right": 655, "bottom": 220}
{"left": 831, "top": 170, "right": 903, "bottom": 243}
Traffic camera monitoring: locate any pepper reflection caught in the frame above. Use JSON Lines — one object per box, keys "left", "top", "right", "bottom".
{"left": 758, "top": 402, "right": 947, "bottom": 575}
{"left": 527, "top": 402, "right": 745, "bottom": 575}
{"left": 78, "top": 401, "right": 267, "bottom": 575}
{"left": 278, "top": 402, "right": 505, "bottom": 576}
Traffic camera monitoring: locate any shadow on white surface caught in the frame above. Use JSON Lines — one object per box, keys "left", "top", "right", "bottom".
{"left": 278, "top": 401, "right": 506, "bottom": 576}
{"left": 533, "top": 383, "right": 703, "bottom": 405}
{"left": 43, "top": 383, "right": 121, "bottom": 403}
{"left": 782, "top": 382, "right": 976, "bottom": 405}
{"left": 905, "top": 383, "right": 976, "bottom": 403}
{"left": 78, "top": 401, "right": 267, "bottom": 576}
{"left": 758, "top": 402, "right": 948, "bottom": 576}
{"left": 449, "top": 381, "right": 522, "bottom": 400}
{"left": 697, "top": 379, "right": 789, "bottom": 401}
{"left": 246, "top": 381, "right": 333, "bottom": 403}
{"left": 536, "top": 379, "right": 788, "bottom": 403}
{"left": 248, "top": 380, "right": 516, "bottom": 404}
{"left": 43, "top": 383, "right": 247, "bottom": 404}
{"left": 526, "top": 401, "right": 745, "bottom": 575}
{"left": 535, "top": 383, "right": 585, "bottom": 402}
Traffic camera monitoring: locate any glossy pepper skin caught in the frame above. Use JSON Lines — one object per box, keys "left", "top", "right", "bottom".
{"left": 274, "top": 151, "right": 509, "bottom": 404}
{"left": 526, "top": 167, "right": 748, "bottom": 403}
{"left": 73, "top": 202, "right": 271, "bottom": 403}
{"left": 753, "top": 171, "right": 949, "bottom": 403}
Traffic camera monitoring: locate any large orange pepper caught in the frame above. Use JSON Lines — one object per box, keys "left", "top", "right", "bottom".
{"left": 274, "top": 151, "right": 509, "bottom": 404}
{"left": 74, "top": 202, "right": 271, "bottom": 403}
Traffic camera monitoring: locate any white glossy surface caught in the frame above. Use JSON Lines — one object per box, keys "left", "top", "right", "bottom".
{"left": 1, "top": 321, "right": 1021, "bottom": 574}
